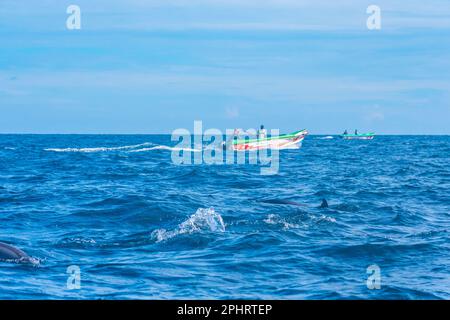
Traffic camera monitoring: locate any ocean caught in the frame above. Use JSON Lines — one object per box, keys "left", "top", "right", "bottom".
{"left": 0, "top": 134, "right": 449, "bottom": 299}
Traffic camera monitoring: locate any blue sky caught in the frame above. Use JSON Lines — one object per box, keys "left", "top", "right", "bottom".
{"left": 0, "top": 0, "right": 449, "bottom": 134}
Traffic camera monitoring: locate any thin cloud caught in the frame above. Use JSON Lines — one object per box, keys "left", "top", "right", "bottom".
{"left": 225, "top": 106, "right": 240, "bottom": 119}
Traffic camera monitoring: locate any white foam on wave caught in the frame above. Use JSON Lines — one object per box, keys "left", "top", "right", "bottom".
{"left": 316, "top": 136, "right": 334, "bottom": 140}
{"left": 130, "top": 145, "right": 201, "bottom": 153}
{"left": 0, "top": 255, "right": 41, "bottom": 266}
{"left": 276, "top": 145, "right": 300, "bottom": 150}
{"left": 44, "top": 142, "right": 153, "bottom": 153}
{"left": 151, "top": 207, "right": 225, "bottom": 242}
{"left": 264, "top": 214, "right": 302, "bottom": 230}
{"left": 264, "top": 213, "right": 336, "bottom": 230}
{"left": 314, "top": 214, "right": 337, "bottom": 223}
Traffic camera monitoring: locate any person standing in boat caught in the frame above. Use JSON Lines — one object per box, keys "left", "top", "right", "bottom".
{"left": 223, "top": 128, "right": 240, "bottom": 150}
{"left": 354, "top": 129, "right": 358, "bottom": 135}
{"left": 343, "top": 129, "right": 348, "bottom": 135}
{"left": 258, "top": 125, "right": 267, "bottom": 139}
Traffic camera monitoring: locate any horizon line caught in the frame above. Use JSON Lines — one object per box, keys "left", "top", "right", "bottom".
{"left": 1, "top": 132, "right": 449, "bottom": 136}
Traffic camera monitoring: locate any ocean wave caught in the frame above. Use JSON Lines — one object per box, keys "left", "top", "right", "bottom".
{"left": 318, "top": 242, "right": 434, "bottom": 258}
{"left": 379, "top": 285, "right": 444, "bottom": 299}
{"left": 316, "top": 136, "right": 334, "bottom": 140}
{"left": 151, "top": 207, "right": 225, "bottom": 242}
{"left": 44, "top": 142, "right": 154, "bottom": 153}
{"left": 408, "top": 229, "right": 448, "bottom": 239}
{"left": 333, "top": 203, "right": 360, "bottom": 213}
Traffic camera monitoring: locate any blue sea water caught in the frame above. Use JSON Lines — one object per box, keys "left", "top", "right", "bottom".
{"left": 0, "top": 134, "right": 449, "bottom": 299}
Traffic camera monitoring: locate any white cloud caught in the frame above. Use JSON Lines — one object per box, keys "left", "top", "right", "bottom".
{"left": 363, "top": 104, "right": 385, "bottom": 123}
{"left": 366, "top": 111, "right": 385, "bottom": 122}
{"left": 225, "top": 106, "right": 239, "bottom": 119}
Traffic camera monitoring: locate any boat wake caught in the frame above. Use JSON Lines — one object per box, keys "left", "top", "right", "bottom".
{"left": 44, "top": 142, "right": 154, "bottom": 153}
{"left": 151, "top": 207, "right": 225, "bottom": 242}
{"left": 273, "top": 144, "right": 300, "bottom": 150}
{"left": 130, "top": 145, "right": 201, "bottom": 153}
{"left": 44, "top": 142, "right": 203, "bottom": 153}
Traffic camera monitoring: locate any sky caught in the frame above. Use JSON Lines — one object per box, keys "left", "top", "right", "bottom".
{"left": 0, "top": 0, "right": 449, "bottom": 134}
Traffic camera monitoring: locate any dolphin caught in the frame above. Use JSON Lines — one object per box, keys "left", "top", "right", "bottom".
{"left": 260, "top": 198, "right": 329, "bottom": 209}
{"left": 0, "top": 242, "right": 36, "bottom": 264}
{"left": 319, "top": 199, "right": 329, "bottom": 208}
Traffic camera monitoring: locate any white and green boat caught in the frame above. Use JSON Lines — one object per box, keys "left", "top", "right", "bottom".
{"left": 231, "top": 129, "right": 308, "bottom": 151}
{"left": 340, "top": 132, "right": 375, "bottom": 140}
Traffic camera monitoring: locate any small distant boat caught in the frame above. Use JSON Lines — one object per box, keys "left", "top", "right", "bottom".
{"left": 232, "top": 129, "right": 308, "bottom": 151}
{"left": 340, "top": 132, "right": 375, "bottom": 140}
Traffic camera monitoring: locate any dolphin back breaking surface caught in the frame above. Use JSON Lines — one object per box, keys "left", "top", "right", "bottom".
{"left": 0, "top": 242, "right": 37, "bottom": 264}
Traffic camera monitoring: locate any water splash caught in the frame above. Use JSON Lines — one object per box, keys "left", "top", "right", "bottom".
{"left": 152, "top": 207, "right": 225, "bottom": 242}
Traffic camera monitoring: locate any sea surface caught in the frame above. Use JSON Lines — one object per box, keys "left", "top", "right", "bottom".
{"left": 0, "top": 134, "right": 449, "bottom": 299}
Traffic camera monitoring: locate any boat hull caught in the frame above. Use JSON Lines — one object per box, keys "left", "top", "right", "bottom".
{"left": 232, "top": 130, "right": 308, "bottom": 151}
{"left": 341, "top": 133, "right": 375, "bottom": 140}
{"left": 341, "top": 135, "right": 374, "bottom": 140}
